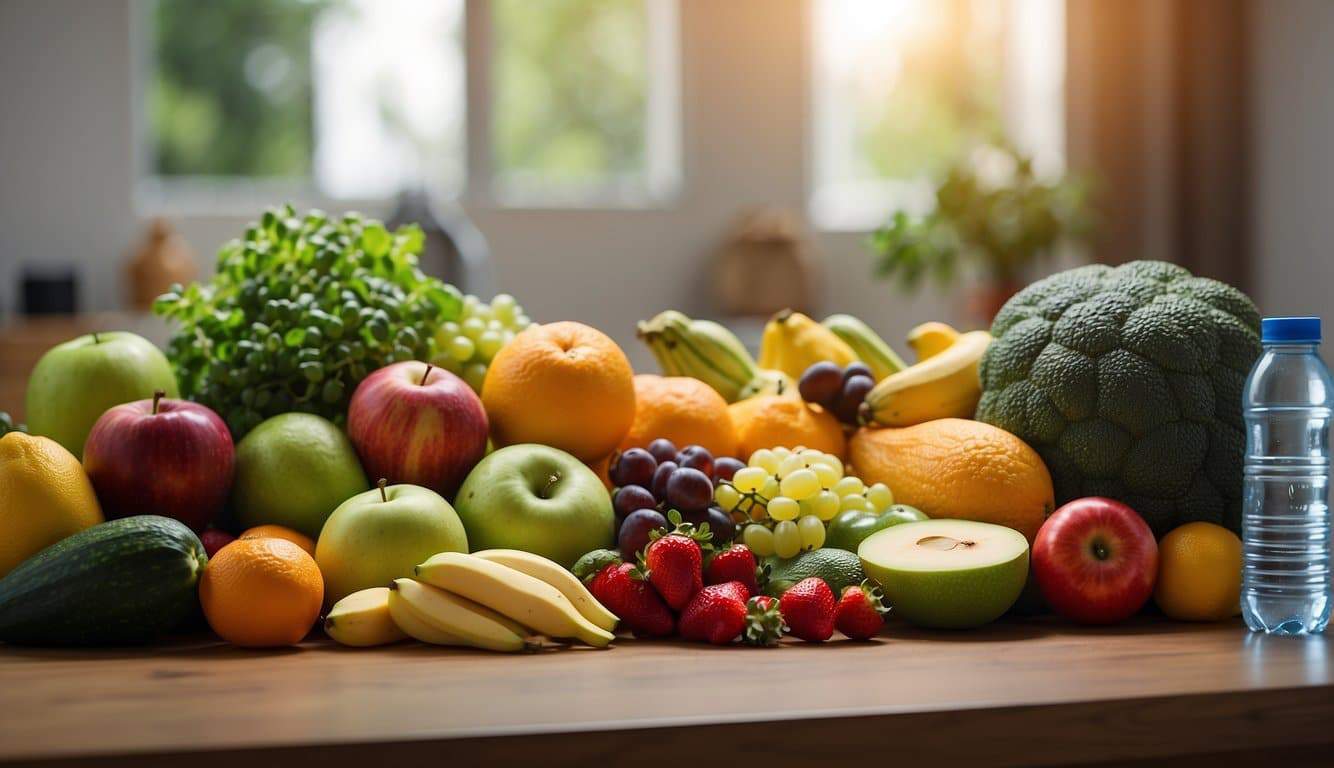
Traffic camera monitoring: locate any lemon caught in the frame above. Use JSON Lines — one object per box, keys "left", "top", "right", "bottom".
{"left": 1154, "top": 522, "right": 1242, "bottom": 621}
{"left": 0, "top": 433, "right": 104, "bottom": 577}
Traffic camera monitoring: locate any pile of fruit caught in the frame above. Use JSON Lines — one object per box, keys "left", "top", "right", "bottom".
{"left": 0, "top": 206, "right": 1263, "bottom": 654}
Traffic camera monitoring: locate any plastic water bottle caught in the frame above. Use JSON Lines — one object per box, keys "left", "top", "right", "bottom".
{"left": 1241, "top": 316, "right": 1332, "bottom": 635}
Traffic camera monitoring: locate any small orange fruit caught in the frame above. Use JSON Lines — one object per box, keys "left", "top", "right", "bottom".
{"left": 728, "top": 395, "right": 845, "bottom": 461}
{"left": 239, "top": 524, "right": 317, "bottom": 557}
{"left": 1154, "top": 522, "right": 1243, "bottom": 622}
{"left": 200, "top": 538, "right": 324, "bottom": 647}
{"left": 482, "top": 321, "right": 636, "bottom": 462}
{"left": 620, "top": 375, "right": 738, "bottom": 458}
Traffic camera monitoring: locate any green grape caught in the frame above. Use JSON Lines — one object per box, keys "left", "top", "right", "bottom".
{"left": 759, "top": 476, "right": 781, "bottom": 501}
{"left": 476, "top": 330, "right": 504, "bottom": 360}
{"left": 773, "top": 520, "right": 801, "bottom": 558}
{"left": 810, "top": 490, "right": 841, "bottom": 521}
{"left": 448, "top": 335, "right": 476, "bottom": 362}
{"left": 461, "top": 317, "right": 486, "bottom": 339}
{"left": 732, "top": 467, "right": 768, "bottom": 494}
{"left": 779, "top": 469, "right": 820, "bottom": 501}
{"left": 491, "top": 293, "right": 517, "bottom": 321}
{"left": 463, "top": 362, "right": 488, "bottom": 392}
{"left": 833, "top": 476, "right": 866, "bottom": 498}
{"left": 839, "top": 494, "right": 872, "bottom": 513}
{"left": 866, "top": 483, "right": 895, "bottom": 511}
{"left": 812, "top": 461, "right": 841, "bottom": 489}
{"left": 748, "top": 448, "right": 778, "bottom": 472}
{"left": 797, "top": 515, "right": 826, "bottom": 550}
{"left": 776, "top": 454, "right": 805, "bottom": 478}
{"left": 714, "top": 483, "right": 741, "bottom": 511}
{"left": 743, "top": 524, "right": 775, "bottom": 557}
{"left": 767, "top": 496, "right": 800, "bottom": 521}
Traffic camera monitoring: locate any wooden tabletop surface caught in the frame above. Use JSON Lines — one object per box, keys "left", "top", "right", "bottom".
{"left": 2, "top": 617, "right": 1331, "bottom": 767}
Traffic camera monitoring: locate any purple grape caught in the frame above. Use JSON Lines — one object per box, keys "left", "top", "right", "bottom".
{"left": 610, "top": 448, "right": 657, "bottom": 489}
{"left": 619, "top": 509, "right": 669, "bottom": 560}
{"left": 666, "top": 467, "right": 713, "bottom": 513}
{"left": 650, "top": 460, "right": 678, "bottom": 502}
{"left": 679, "top": 508, "right": 711, "bottom": 528}
{"left": 706, "top": 506, "right": 737, "bottom": 542}
{"left": 613, "top": 484, "right": 658, "bottom": 521}
{"left": 798, "top": 361, "right": 845, "bottom": 407}
{"left": 843, "top": 362, "right": 874, "bottom": 382}
{"left": 676, "top": 444, "right": 714, "bottom": 477}
{"left": 647, "top": 438, "right": 679, "bottom": 464}
{"left": 712, "top": 456, "right": 745, "bottom": 484}
{"left": 835, "top": 374, "right": 876, "bottom": 424}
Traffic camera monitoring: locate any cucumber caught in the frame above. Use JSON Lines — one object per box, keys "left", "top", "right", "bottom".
{"left": 0, "top": 515, "right": 207, "bottom": 646}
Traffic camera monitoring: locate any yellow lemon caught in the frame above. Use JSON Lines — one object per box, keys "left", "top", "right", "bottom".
{"left": 1154, "top": 522, "right": 1242, "bottom": 622}
{"left": 0, "top": 432, "right": 104, "bottom": 577}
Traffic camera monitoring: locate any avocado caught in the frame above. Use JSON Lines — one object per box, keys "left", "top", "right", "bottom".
{"left": 762, "top": 548, "right": 866, "bottom": 597}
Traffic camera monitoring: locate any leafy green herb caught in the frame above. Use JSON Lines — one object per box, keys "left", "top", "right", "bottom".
{"left": 153, "top": 205, "right": 462, "bottom": 437}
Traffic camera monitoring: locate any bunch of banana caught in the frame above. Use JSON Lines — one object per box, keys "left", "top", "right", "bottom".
{"left": 905, "top": 321, "right": 961, "bottom": 361}
{"left": 323, "top": 549, "right": 618, "bottom": 651}
{"left": 821, "top": 314, "right": 907, "bottom": 381}
{"left": 758, "top": 310, "right": 860, "bottom": 380}
{"left": 638, "top": 310, "right": 792, "bottom": 402}
{"left": 859, "top": 329, "right": 992, "bottom": 428}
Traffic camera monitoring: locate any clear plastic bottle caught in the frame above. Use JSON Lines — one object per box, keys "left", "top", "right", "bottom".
{"left": 1241, "top": 316, "right": 1332, "bottom": 635}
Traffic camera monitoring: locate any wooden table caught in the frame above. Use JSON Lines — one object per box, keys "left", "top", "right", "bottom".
{"left": 1, "top": 618, "right": 1330, "bottom": 767}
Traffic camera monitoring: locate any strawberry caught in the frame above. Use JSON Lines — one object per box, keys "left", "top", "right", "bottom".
{"left": 834, "top": 580, "right": 888, "bottom": 640}
{"left": 576, "top": 550, "right": 675, "bottom": 638}
{"left": 779, "top": 577, "right": 836, "bottom": 642}
{"left": 642, "top": 513, "right": 711, "bottom": 611}
{"left": 743, "top": 595, "right": 787, "bottom": 647}
{"left": 705, "top": 544, "right": 763, "bottom": 596}
{"left": 678, "top": 582, "right": 748, "bottom": 644}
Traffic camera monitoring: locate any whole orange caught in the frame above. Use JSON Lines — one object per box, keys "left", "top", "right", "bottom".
{"left": 620, "top": 375, "right": 738, "bottom": 458}
{"left": 482, "top": 322, "right": 636, "bottom": 462}
{"left": 239, "top": 524, "right": 317, "bottom": 557}
{"left": 728, "top": 395, "right": 845, "bottom": 461}
{"left": 200, "top": 538, "right": 324, "bottom": 647}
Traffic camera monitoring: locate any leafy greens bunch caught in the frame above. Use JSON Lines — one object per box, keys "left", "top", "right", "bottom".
{"left": 154, "top": 205, "right": 463, "bottom": 437}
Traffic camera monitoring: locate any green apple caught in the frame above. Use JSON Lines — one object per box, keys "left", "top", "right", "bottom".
{"left": 25, "top": 332, "right": 178, "bottom": 458}
{"left": 454, "top": 444, "right": 613, "bottom": 568}
{"left": 316, "top": 481, "right": 469, "bottom": 606}
{"left": 825, "top": 504, "right": 928, "bottom": 553}
{"left": 859, "top": 519, "right": 1029, "bottom": 629}
{"left": 233, "top": 413, "right": 369, "bottom": 537}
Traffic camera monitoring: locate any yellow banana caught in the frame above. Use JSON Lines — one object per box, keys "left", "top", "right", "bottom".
{"left": 388, "top": 578, "right": 537, "bottom": 653}
{"left": 472, "top": 549, "right": 619, "bottom": 633}
{"left": 860, "top": 330, "right": 992, "bottom": 427}
{"left": 637, "top": 310, "right": 790, "bottom": 402}
{"left": 905, "top": 321, "right": 961, "bottom": 361}
{"left": 822, "top": 314, "right": 906, "bottom": 380}
{"left": 324, "top": 586, "right": 407, "bottom": 647}
{"left": 758, "top": 309, "right": 860, "bottom": 380}
{"left": 415, "top": 552, "right": 616, "bottom": 647}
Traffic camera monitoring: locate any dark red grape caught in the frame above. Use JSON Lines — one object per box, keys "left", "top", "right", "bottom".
{"left": 618, "top": 509, "right": 669, "bottom": 560}
{"left": 706, "top": 506, "right": 736, "bottom": 542}
{"left": 712, "top": 456, "right": 745, "bottom": 483}
{"left": 679, "top": 508, "right": 711, "bottom": 528}
{"left": 647, "top": 438, "right": 678, "bottom": 464}
{"left": 843, "top": 362, "right": 874, "bottom": 382}
{"left": 835, "top": 374, "right": 876, "bottom": 424}
{"left": 666, "top": 467, "right": 713, "bottom": 513}
{"left": 610, "top": 448, "right": 657, "bottom": 488}
{"left": 650, "top": 460, "right": 678, "bottom": 502}
{"left": 798, "top": 361, "right": 845, "bottom": 407}
{"left": 676, "top": 444, "right": 714, "bottom": 477}
{"left": 613, "top": 484, "right": 658, "bottom": 521}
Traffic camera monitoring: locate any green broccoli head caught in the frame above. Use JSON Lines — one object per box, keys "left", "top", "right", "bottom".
{"left": 976, "top": 260, "right": 1261, "bottom": 535}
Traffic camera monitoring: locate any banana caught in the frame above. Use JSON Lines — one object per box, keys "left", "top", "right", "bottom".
{"left": 388, "top": 578, "right": 537, "bottom": 653}
{"left": 472, "top": 549, "right": 619, "bottom": 633}
{"left": 637, "top": 310, "right": 791, "bottom": 402}
{"left": 415, "top": 552, "right": 615, "bottom": 647}
{"left": 905, "top": 321, "right": 961, "bottom": 361}
{"left": 758, "top": 309, "right": 860, "bottom": 380}
{"left": 324, "top": 587, "right": 407, "bottom": 647}
{"left": 859, "top": 330, "right": 992, "bottom": 428}
{"left": 822, "top": 314, "right": 907, "bottom": 380}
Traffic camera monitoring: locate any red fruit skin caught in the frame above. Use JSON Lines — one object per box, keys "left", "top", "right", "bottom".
{"left": 834, "top": 586, "right": 884, "bottom": 640}
{"left": 83, "top": 396, "right": 234, "bottom": 532}
{"left": 590, "top": 563, "right": 674, "bottom": 637}
{"left": 705, "top": 545, "right": 759, "bottom": 596}
{"left": 346, "top": 361, "right": 488, "bottom": 498}
{"left": 780, "top": 577, "right": 836, "bottom": 642}
{"left": 200, "top": 529, "right": 236, "bottom": 558}
{"left": 1032, "top": 497, "right": 1159, "bottom": 625}
{"left": 679, "top": 583, "right": 748, "bottom": 644}
{"left": 645, "top": 535, "right": 703, "bottom": 610}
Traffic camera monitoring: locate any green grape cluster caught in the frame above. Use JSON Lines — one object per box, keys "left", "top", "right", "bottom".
{"left": 430, "top": 293, "right": 535, "bottom": 393}
{"left": 153, "top": 205, "right": 463, "bottom": 437}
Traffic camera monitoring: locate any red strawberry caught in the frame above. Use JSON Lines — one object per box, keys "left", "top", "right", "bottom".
{"left": 779, "top": 577, "right": 836, "bottom": 642}
{"left": 834, "top": 581, "right": 888, "bottom": 640}
{"left": 643, "top": 517, "right": 710, "bottom": 610}
{"left": 589, "top": 562, "right": 675, "bottom": 638}
{"left": 705, "top": 544, "right": 762, "bottom": 596}
{"left": 678, "top": 582, "right": 748, "bottom": 644}
{"left": 743, "top": 595, "right": 787, "bottom": 646}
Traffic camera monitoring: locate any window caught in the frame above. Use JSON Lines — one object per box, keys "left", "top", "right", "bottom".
{"left": 137, "top": 0, "right": 677, "bottom": 208}
{"left": 810, "top": 0, "right": 1066, "bottom": 230}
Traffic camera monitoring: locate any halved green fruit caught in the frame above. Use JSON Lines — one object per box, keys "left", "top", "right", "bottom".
{"left": 858, "top": 519, "right": 1029, "bottom": 629}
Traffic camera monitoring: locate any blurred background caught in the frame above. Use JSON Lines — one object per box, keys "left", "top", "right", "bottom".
{"left": 0, "top": 0, "right": 1325, "bottom": 412}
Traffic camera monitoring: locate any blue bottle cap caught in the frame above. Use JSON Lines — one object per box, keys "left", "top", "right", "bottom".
{"left": 1261, "top": 316, "right": 1321, "bottom": 343}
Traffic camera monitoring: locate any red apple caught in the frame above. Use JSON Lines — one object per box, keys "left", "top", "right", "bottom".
{"left": 83, "top": 391, "right": 234, "bottom": 531}
{"left": 346, "top": 361, "right": 488, "bottom": 498}
{"left": 1032, "top": 497, "right": 1159, "bottom": 624}
{"left": 200, "top": 529, "right": 236, "bottom": 558}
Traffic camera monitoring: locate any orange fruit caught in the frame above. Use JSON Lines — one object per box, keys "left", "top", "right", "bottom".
{"left": 200, "top": 538, "right": 324, "bottom": 647}
{"left": 728, "top": 395, "right": 845, "bottom": 461}
{"left": 620, "top": 375, "right": 738, "bottom": 458}
{"left": 482, "top": 321, "right": 636, "bottom": 462}
{"left": 1154, "top": 522, "right": 1242, "bottom": 621}
{"left": 239, "top": 524, "right": 317, "bottom": 557}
